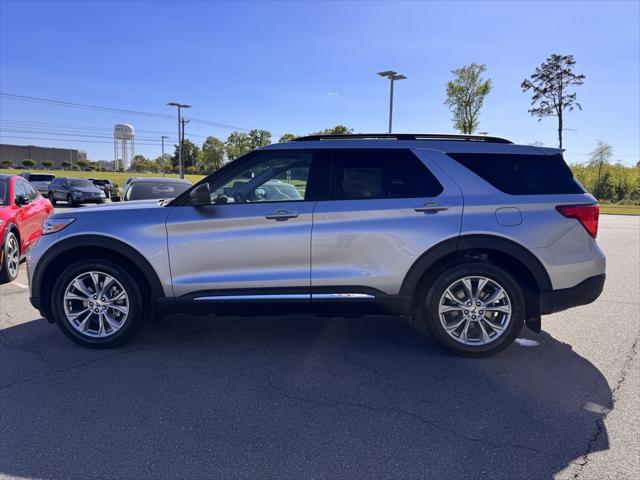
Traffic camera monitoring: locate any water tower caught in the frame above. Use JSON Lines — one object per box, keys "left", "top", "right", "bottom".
{"left": 113, "top": 124, "right": 135, "bottom": 171}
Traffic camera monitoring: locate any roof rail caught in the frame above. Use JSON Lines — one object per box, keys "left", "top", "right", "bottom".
{"left": 291, "top": 133, "right": 512, "bottom": 144}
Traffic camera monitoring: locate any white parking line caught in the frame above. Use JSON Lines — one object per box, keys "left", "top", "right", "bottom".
{"left": 11, "top": 281, "right": 28, "bottom": 289}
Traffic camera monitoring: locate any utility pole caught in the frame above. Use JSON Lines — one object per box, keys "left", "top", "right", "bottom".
{"left": 160, "top": 135, "right": 168, "bottom": 177}
{"left": 167, "top": 102, "right": 191, "bottom": 179}
{"left": 377, "top": 71, "right": 407, "bottom": 133}
{"left": 180, "top": 117, "right": 190, "bottom": 177}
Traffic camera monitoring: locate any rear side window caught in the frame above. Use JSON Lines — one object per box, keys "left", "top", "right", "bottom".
{"left": 330, "top": 149, "right": 443, "bottom": 200}
{"left": 447, "top": 153, "right": 584, "bottom": 195}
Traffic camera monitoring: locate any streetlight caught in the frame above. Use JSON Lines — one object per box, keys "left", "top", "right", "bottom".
{"left": 167, "top": 102, "right": 191, "bottom": 178}
{"left": 377, "top": 70, "right": 406, "bottom": 133}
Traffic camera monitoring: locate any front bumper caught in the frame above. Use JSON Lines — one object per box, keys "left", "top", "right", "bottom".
{"left": 540, "top": 274, "right": 605, "bottom": 315}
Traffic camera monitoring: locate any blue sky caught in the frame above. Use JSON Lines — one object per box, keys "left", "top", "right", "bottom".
{"left": 0, "top": 0, "right": 638, "bottom": 165}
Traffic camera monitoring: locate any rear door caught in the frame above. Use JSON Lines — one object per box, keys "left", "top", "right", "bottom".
{"left": 311, "top": 148, "right": 463, "bottom": 296}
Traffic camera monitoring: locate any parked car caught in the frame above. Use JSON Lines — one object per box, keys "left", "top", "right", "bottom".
{"left": 89, "top": 178, "right": 120, "bottom": 201}
{"left": 27, "top": 133, "right": 606, "bottom": 356}
{"left": 0, "top": 174, "right": 53, "bottom": 282}
{"left": 19, "top": 172, "right": 56, "bottom": 195}
{"left": 47, "top": 177, "right": 106, "bottom": 207}
{"left": 123, "top": 177, "right": 191, "bottom": 201}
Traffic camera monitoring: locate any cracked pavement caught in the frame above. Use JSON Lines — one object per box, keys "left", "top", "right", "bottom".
{"left": 0, "top": 215, "right": 638, "bottom": 479}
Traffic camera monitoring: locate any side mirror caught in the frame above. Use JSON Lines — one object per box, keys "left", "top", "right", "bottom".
{"left": 15, "top": 194, "right": 30, "bottom": 206}
{"left": 190, "top": 184, "right": 210, "bottom": 205}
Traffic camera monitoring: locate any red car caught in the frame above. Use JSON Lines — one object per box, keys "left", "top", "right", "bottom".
{"left": 0, "top": 174, "right": 54, "bottom": 282}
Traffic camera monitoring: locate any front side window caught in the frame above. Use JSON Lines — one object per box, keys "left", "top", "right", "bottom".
{"left": 14, "top": 181, "right": 27, "bottom": 200}
{"left": 330, "top": 149, "right": 443, "bottom": 200}
{"left": 203, "top": 151, "right": 312, "bottom": 205}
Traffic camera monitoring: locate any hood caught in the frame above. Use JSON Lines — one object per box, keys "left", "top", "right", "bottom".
{"left": 54, "top": 199, "right": 162, "bottom": 217}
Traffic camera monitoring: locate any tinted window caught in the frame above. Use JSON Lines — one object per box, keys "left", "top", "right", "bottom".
{"left": 68, "top": 178, "right": 94, "bottom": 188}
{"left": 0, "top": 180, "right": 8, "bottom": 206}
{"left": 330, "top": 149, "right": 443, "bottom": 200}
{"left": 25, "top": 182, "right": 39, "bottom": 200}
{"left": 14, "top": 181, "right": 27, "bottom": 199}
{"left": 29, "top": 174, "right": 55, "bottom": 182}
{"left": 126, "top": 182, "right": 190, "bottom": 201}
{"left": 447, "top": 153, "right": 584, "bottom": 195}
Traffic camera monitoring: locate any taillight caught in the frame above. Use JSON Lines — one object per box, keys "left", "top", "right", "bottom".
{"left": 556, "top": 204, "right": 600, "bottom": 238}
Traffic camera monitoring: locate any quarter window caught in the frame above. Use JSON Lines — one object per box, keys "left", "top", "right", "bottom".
{"left": 329, "top": 149, "right": 443, "bottom": 200}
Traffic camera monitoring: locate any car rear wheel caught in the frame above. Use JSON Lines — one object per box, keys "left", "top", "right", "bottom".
{"left": 416, "top": 262, "right": 524, "bottom": 357}
{"left": 51, "top": 258, "right": 144, "bottom": 348}
{"left": 0, "top": 232, "right": 20, "bottom": 283}
{"left": 48, "top": 193, "right": 56, "bottom": 205}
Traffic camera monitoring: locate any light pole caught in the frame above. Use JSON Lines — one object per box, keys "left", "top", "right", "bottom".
{"left": 377, "top": 70, "right": 406, "bottom": 133}
{"left": 160, "top": 135, "right": 168, "bottom": 177}
{"left": 167, "top": 102, "right": 191, "bottom": 179}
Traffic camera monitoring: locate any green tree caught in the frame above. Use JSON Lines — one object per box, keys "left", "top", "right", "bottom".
{"left": 311, "top": 125, "right": 353, "bottom": 135}
{"left": 171, "top": 139, "right": 200, "bottom": 170}
{"left": 201, "top": 136, "right": 225, "bottom": 171}
{"left": 22, "top": 158, "right": 36, "bottom": 169}
{"left": 588, "top": 141, "right": 613, "bottom": 199}
{"left": 248, "top": 129, "right": 272, "bottom": 149}
{"left": 444, "top": 63, "right": 492, "bottom": 134}
{"left": 61, "top": 161, "right": 71, "bottom": 170}
{"left": 521, "top": 54, "right": 585, "bottom": 148}
{"left": 225, "top": 132, "right": 252, "bottom": 161}
{"left": 1, "top": 160, "right": 13, "bottom": 168}
{"left": 41, "top": 160, "right": 53, "bottom": 169}
{"left": 186, "top": 165, "right": 198, "bottom": 175}
{"left": 278, "top": 133, "right": 297, "bottom": 143}
{"left": 77, "top": 159, "right": 90, "bottom": 171}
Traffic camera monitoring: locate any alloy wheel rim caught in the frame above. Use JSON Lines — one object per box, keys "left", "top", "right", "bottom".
{"left": 6, "top": 235, "right": 19, "bottom": 277}
{"left": 438, "top": 276, "right": 512, "bottom": 346}
{"left": 63, "top": 271, "right": 129, "bottom": 338}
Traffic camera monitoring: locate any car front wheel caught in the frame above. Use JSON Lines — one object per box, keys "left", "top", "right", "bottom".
{"left": 0, "top": 232, "right": 20, "bottom": 283}
{"left": 51, "top": 258, "right": 144, "bottom": 348}
{"left": 416, "top": 262, "right": 525, "bottom": 357}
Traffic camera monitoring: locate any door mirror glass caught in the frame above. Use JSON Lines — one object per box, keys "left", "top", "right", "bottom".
{"left": 190, "top": 184, "right": 211, "bottom": 205}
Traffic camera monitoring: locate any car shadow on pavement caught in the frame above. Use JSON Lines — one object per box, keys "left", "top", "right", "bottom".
{"left": 0, "top": 314, "right": 611, "bottom": 479}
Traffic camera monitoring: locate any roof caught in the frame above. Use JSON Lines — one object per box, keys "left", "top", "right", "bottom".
{"left": 128, "top": 177, "right": 191, "bottom": 184}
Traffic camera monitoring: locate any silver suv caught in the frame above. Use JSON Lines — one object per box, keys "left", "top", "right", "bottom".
{"left": 26, "top": 134, "right": 606, "bottom": 356}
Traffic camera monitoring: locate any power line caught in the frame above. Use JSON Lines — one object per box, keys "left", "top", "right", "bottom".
{"left": 0, "top": 127, "right": 175, "bottom": 143}
{"left": 0, "top": 92, "right": 257, "bottom": 132}
{"left": 0, "top": 134, "right": 167, "bottom": 146}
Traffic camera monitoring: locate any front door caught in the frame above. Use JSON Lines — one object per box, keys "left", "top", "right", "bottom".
{"left": 166, "top": 150, "right": 317, "bottom": 299}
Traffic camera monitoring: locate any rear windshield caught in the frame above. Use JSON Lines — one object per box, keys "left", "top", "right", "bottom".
{"left": 126, "top": 182, "right": 190, "bottom": 200}
{"left": 446, "top": 153, "right": 585, "bottom": 195}
{"left": 29, "top": 174, "right": 55, "bottom": 182}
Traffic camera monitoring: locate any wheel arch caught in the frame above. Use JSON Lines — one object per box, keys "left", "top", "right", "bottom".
{"left": 32, "top": 235, "right": 165, "bottom": 317}
{"left": 401, "top": 234, "right": 551, "bottom": 320}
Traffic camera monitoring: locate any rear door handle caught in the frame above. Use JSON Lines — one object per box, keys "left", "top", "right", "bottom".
{"left": 265, "top": 209, "right": 299, "bottom": 220}
{"left": 414, "top": 202, "right": 449, "bottom": 213}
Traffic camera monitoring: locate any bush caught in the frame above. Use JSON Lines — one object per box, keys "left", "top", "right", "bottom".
{"left": 0, "top": 160, "right": 13, "bottom": 168}
{"left": 22, "top": 158, "right": 36, "bottom": 169}
{"left": 41, "top": 160, "right": 54, "bottom": 168}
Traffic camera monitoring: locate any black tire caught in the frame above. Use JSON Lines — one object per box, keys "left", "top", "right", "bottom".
{"left": 111, "top": 196, "right": 120, "bottom": 202}
{"left": 48, "top": 192, "right": 56, "bottom": 205}
{"left": 51, "top": 258, "right": 145, "bottom": 348}
{"left": 66, "top": 194, "right": 76, "bottom": 207}
{"left": 0, "top": 231, "right": 20, "bottom": 283}
{"left": 416, "top": 262, "right": 524, "bottom": 357}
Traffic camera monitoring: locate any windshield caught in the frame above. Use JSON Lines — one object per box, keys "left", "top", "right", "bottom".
{"left": 68, "top": 179, "right": 95, "bottom": 188}
{"left": 29, "top": 174, "right": 55, "bottom": 182}
{"left": 126, "top": 182, "right": 190, "bottom": 201}
{"left": 0, "top": 179, "right": 7, "bottom": 206}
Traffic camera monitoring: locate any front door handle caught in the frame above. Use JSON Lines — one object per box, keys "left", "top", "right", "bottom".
{"left": 414, "top": 202, "right": 449, "bottom": 213}
{"left": 265, "top": 209, "right": 299, "bottom": 220}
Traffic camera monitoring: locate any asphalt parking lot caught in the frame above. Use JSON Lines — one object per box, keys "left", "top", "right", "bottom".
{"left": 0, "top": 215, "right": 638, "bottom": 480}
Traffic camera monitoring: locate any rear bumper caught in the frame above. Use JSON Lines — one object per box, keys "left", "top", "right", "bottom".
{"left": 540, "top": 274, "right": 605, "bottom": 315}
